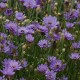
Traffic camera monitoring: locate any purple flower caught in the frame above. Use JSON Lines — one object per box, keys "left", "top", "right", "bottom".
{"left": 0, "top": 67, "right": 15, "bottom": 76}
{"left": 69, "top": 53, "right": 80, "bottom": 60}
{"left": 26, "top": 24, "right": 36, "bottom": 30}
{"left": 49, "top": 60, "right": 66, "bottom": 72}
{"left": 3, "top": 44, "right": 10, "bottom": 53}
{"left": 9, "top": 60, "right": 22, "bottom": 70}
{"left": 64, "top": 9, "right": 79, "bottom": 20}
{"left": 54, "top": 33, "right": 61, "bottom": 40}
{"left": 48, "top": 56, "right": 56, "bottom": 63}
{"left": 4, "top": 21, "right": 18, "bottom": 35}
{"left": 21, "top": 58, "right": 28, "bottom": 68}
{"left": 25, "top": 24, "right": 34, "bottom": 34}
{"left": 77, "top": 3, "right": 80, "bottom": 9}
{"left": 0, "top": 39, "right": 18, "bottom": 56}
{"left": 0, "top": 76, "right": 3, "bottom": 80}
{"left": 25, "top": 24, "right": 36, "bottom": 34}
{"left": 36, "top": 0, "right": 41, "bottom": 5}
{"left": 0, "top": 33, "right": 18, "bottom": 56}
{"left": 15, "top": 12, "right": 25, "bottom": 20}
{"left": 66, "top": 22, "right": 74, "bottom": 28}
{"left": 37, "top": 64, "right": 48, "bottom": 73}
{"left": 36, "top": 0, "right": 46, "bottom": 5}
{"left": 18, "top": 27, "right": 26, "bottom": 36}
{"left": 72, "top": 41, "right": 80, "bottom": 49}
{"left": 45, "top": 70, "right": 56, "bottom": 80}
{"left": 73, "top": 10, "right": 79, "bottom": 18}
{"left": 4, "top": 8, "right": 13, "bottom": 16}
{"left": 43, "top": 15, "right": 59, "bottom": 29}
{"left": 0, "top": 76, "right": 5, "bottom": 80}
{"left": 2, "top": 59, "right": 22, "bottom": 70}
{"left": 38, "top": 39, "right": 51, "bottom": 48}
{"left": 45, "top": 31, "right": 61, "bottom": 41}
{"left": 62, "top": 29, "right": 74, "bottom": 40}
{"left": 25, "top": 28, "right": 35, "bottom": 34}
{"left": 37, "top": 25, "right": 48, "bottom": 35}
{"left": 23, "top": 0, "right": 37, "bottom": 8}
{"left": 0, "top": 32, "right": 7, "bottom": 42}
{"left": 64, "top": 11, "right": 73, "bottom": 20}
{"left": 25, "top": 34, "right": 34, "bottom": 42}
{"left": 20, "top": 78, "right": 26, "bottom": 80}
{"left": 8, "top": 43, "right": 18, "bottom": 56}
{"left": 0, "top": 2, "right": 6, "bottom": 9}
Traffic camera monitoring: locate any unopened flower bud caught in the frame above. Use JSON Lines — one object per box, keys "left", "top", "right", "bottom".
{"left": 54, "top": 2, "right": 58, "bottom": 6}
{"left": 0, "top": 16, "right": 3, "bottom": 20}
{"left": 22, "top": 44, "right": 27, "bottom": 50}
{"left": 62, "top": 48, "right": 65, "bottom": 52}
{"left": 23, "top": 51, "right": 26, "bottom": 54}
{"left": 36, "top": 5, "right": 41, "bottom": 13}
{"left": 5, "top": 19, "right": 9, "bottom": 22}
{"left": 48, "top": 0, "right": 51, "bottom": 3}
{"left": 57, "top": 12, "right": 61, "bottom": 16}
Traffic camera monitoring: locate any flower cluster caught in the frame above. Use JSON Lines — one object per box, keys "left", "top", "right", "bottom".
{"left": 0, "top": 58, "right": 28, "bottom": 76}
{"left": 37, "top": 56, "right": 66, "bottom": 80}
{"left": 0, "top": 0, "right": 80, "bottom": 80}
{"left": 0, "top": 33, "right": 18, "bottom": 56}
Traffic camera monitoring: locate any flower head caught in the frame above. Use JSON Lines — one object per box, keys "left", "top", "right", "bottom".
{"left": 0, "top": 2, "right": 6, "bottom": 9}
{"left": 43, "top": 15, "right": 59, "bottom": 29}
{"left": 25, "top": 34, "right": 34, "bottom": 42}
{"left": 0, "top": 67, "right": 15, "bottom": 76}
{"left": 37, "top": 64, "right": 48, "bottom": 73}
{"left": 23, "top": 0, "right": 37, "bottom": 8}
{"left": 48, "top": 56, "right": 56, "bottom": 63}
{"left": 69, "top": 53, "right": 80, "bottom": 60}
{"left": 45, "top": 70, "right": 56, "bottom": 80}
{"left": 15, "top": 12, "right": 25, "bottom": 20}
{"left": 50, "top": 60, "right": 66, "bottom": 72}
{"left": 66, "top": 22, "right": 74, "bottom": 28}
{"left": 38, "top": 39, "right": 51, "bottom": 48}
{"left": 2, "top": 59, "right": 22, "bottom": 70}
{"left": 77, "top": 3, "right": 80, "bottom": 9}
{"left": 4, "top": 21, "right": 18, "bottom": 35}
{"left": 4, "top": 8, "right": 13, "bottom": 16}
{"left": 72, "top": 41, "right": 80, "bottom": 49}
{"left": 62, "top": 29, "right": 74, "bottom": 40}
{"left": 18, "top": 27, "right": 26, "bottom": 36}
{"left": 21, "top": 58, "right": 28, "bottom": 68}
